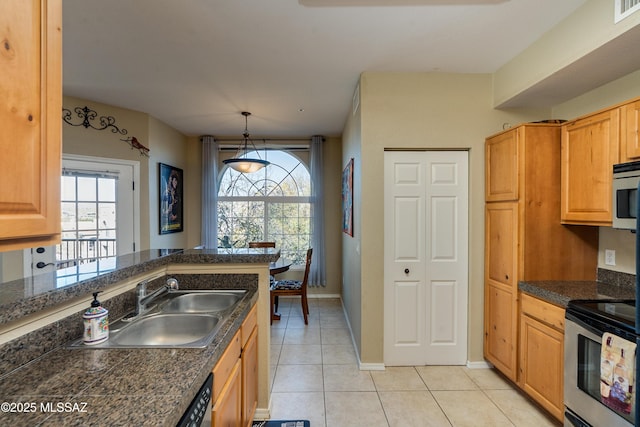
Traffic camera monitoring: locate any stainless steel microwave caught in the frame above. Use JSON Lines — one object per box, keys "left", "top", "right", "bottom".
{"left": 613, "top": 161, "right": 640, "bottom": 230}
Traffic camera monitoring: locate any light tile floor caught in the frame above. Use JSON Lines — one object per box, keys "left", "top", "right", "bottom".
{"left": 269, "top": 297, "right": 562, "bottom": 427}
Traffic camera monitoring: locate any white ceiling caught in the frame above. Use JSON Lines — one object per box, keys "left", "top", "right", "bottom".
{"left": 62, "top": 0, "right": 590, "bottom": 138}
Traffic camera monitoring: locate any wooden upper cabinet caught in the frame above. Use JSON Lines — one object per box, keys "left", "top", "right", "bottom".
{"left": 621, "top": 99, "right": 640, "bottom": 161}
{"left": 561, "top": 108, "right": 620, "bottom": 226}
{"left": 0, "top": 0, "right": 62, "bottom": 250}
{"left": 486, "top": 130, "right": 519, "bottom": 202}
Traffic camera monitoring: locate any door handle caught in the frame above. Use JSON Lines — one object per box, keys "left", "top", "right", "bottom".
{"left": 36, "top": 262, "right": 54, "bottom": 269}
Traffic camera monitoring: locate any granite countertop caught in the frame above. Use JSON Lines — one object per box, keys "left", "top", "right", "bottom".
{"left": 519, "top": 280, "right": 636, "bottom": 308}
{"left": 0, "top": 288, "right": 258, "bottom": 427}
{"left": 0, "top": 248, "right": 279, "bottom": 326}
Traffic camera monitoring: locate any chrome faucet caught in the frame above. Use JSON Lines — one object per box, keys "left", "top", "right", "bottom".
{"left": 135, "top": 278, "right": 180, "bottom": 316}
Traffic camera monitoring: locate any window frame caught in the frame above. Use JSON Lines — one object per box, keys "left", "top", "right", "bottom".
{"left": 216, "top": 149, "right": 312, "bottom": 265}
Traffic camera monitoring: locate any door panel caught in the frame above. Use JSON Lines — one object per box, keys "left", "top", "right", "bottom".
{"left": 393, "top": 281, "right": 422, "bottom": 345}
{"left": 430, "top": 280, "right": 457, "bottom": 344}
{"left": 384, "top": 150, "right": 468, "bottom": 366}
{"left": 395, "top": 197, "right": 421, "bottom": 260}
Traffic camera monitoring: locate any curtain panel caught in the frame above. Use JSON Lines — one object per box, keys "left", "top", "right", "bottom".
{"left": 310, "top": 135, "right": 326, "bottom": 287}
{"left": 201, "top": 136, "right": 219, "bottom": 249}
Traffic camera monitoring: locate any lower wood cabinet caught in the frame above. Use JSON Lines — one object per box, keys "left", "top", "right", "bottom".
{"left": 212, "top": 303, "right": 259, "bottom": 427}
{"left": 213, "top": 358, "right": 242, "bottom": 427}
{"left": 519, "top": 293, "right": 565, "bottom": 421}
{"left": 485, "top": 282, "right": 518, "bottom": 381}
{"left": 241, "top": 304, "right": 258, "bottom": 427}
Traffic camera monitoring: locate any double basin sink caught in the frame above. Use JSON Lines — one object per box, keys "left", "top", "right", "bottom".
{"left": 74, "top": 290, "right": 246, "bottom": 349}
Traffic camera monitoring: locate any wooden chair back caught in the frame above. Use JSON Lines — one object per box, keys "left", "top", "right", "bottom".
{"left": 270, "top": 248, "right": 313, "bottom": 324}
{"left": 248, "top": 241, "right": 276, "bottom": 248}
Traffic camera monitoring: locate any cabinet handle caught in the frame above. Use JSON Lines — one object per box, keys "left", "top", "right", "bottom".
{"left": 505, "top": 275, "right": 509, "bottom": 280}
{"left": 404, "top": 268, "right": 410, "bottom": 274}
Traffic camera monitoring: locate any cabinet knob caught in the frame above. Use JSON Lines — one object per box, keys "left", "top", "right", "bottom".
{"left": 404, "top": 268, "right": 410, "bottom": 274}
{"left": 505, "top": 275, "right": 509, "bottom": 280}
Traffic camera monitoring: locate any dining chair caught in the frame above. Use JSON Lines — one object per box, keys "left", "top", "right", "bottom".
{"left": 270, "top": 248, "right": 312, "bottom": 325}
{"left": 248, "top": 241, "right": 276, "bottom": 248}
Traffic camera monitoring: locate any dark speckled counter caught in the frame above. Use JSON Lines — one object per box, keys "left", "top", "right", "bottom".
{"left": 0, "top": 248, "right": 279, "bottom": 326}
{"left": 0, "top": 288, "right": 257, "bottom": 427}
{"left": 519, "top": 279, "right": 635, "bottom": 308}
{"left": 0, "top": 248, "right": 278, "bottom": 427}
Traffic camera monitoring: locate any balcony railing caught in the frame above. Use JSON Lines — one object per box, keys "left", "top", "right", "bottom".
{"left": 56, "top": 237, "right": 117, "bottom": 269}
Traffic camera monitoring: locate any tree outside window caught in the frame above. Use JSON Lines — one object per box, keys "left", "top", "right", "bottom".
{"left": 217, "top": 150, "right": 311, "bottom": 265}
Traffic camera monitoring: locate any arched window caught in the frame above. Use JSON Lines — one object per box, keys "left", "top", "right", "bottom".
{"left": 217, "top": 150, "right": 311, "bottom": 265}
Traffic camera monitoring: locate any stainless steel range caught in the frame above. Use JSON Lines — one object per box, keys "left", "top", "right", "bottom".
{"left": 564, "top": 163, "right": 640, "bottom": 426}
{"left": 564, "top": 300, "right": 638, "bottom": 427}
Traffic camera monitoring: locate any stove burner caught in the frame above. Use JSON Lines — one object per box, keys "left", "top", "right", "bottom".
{"left": 567, "top": 299, "right": 636, "bottom": 334}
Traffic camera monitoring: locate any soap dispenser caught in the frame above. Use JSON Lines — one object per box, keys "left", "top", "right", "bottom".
{"left": 83, "top": 291, "right": 109, "bottom": 345}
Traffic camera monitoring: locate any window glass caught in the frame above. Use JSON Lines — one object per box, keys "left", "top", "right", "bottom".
{"left": 218, "top": 150, "right": 311, "bottom": 265}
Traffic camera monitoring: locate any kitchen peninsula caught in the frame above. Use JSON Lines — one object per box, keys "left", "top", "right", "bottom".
{"left": 0, "top": 248, "right": 278, "bottom": 426}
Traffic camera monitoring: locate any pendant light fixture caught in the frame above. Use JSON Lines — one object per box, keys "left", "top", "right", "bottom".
{"left": 223, "top": 111, "right": 270, "bottom": 173}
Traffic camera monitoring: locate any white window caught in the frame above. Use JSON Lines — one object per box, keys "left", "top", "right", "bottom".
{"left": 217, "top": 150, "right": 311, "bottom": 265}
{"left": 26, "top": 156, "right": 139, "bottom": 286}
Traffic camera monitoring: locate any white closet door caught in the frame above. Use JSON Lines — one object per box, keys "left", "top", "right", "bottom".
{"left": 384, "top": 150, "right": 468, "bottom": 365}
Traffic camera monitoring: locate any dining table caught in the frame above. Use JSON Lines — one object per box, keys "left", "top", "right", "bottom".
{"left": 269, "top": 257, "right": 293, "bottom": 275}
{"left": 269, "top": 257, "right": 293, "bottom": 321}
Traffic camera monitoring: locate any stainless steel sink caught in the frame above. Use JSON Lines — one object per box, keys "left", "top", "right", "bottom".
{"left": 108, "top": 313, "right": 221, "bottom": 347}
{"left": 70, "top": 289, "right": 247, "bottom": 349}
{"left": 160, "top": 291, "right": 244, "bottom": 313}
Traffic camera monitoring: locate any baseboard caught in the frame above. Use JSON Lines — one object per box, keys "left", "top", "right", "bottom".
{"left": 253, "top": 407, "right": 271, "bottom": 420}
{"left": 336, "top": 298, "right": 387, "bottom": 371}
{"left": 466, "top": 360, "right": 492, "bottom": 369}
{"left": 358, "top": 361, "right": 386, "bottom": 371}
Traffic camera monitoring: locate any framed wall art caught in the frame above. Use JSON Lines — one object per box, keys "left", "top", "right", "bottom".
{"left": 342, "top": 158, "right": 354, "bottom": 236}
{"left": 159, "top": 163, "right": 183, "bottom": 234}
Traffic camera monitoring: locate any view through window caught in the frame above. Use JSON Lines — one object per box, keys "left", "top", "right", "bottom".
{"left": 56, "top": 171, "right": 118, "bottom": 281}
{"left": 48, "top": 157, "right": 137, "bottom": 286}
{"left": 217, "top": 150, "right": 311, "bottom": 265}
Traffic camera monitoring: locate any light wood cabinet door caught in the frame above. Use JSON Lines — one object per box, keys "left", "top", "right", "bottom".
{"left": 520, "top": 311, "right": 564, "bottom": 421}
{"left": 485, "top": 202, "right": 518, "bottom": 289}
{"left": 484, "top": 202, "right": 518, "bottom": 381}
{"left": 213, "top": 359, "right": 242, "bottom": 427}
{"left": 561, "top": 109, "right": 620, "bottom": 225}
{"left": 0, "top": 0, "right": 62, "bottom": 250}
{"left": 622, "top": 100, "right": 640, "bottom": 161}
{"left": 212, "top": 331, "right": 241, "bottom": 402}
{"left": 484, "top": 282, "right": 517, "bottom": 381}
{"left": 486, "top": 129, "right": 519, "bottom": 202}
{"left": 242, "top": 327, "right": 258, "bottom": 427}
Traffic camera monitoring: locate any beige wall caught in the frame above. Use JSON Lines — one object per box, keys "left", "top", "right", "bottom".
{"left": 63, "top": 96, "right": 151, "bottom": 248}
{"left": 148, "top": 116, "right": 189, "bottom": 249}
{"left": 552, "top": 69, "right": 640, "bottom": 275}
{"left": 62, "top": 96, "right": 189, "bottom": 251}
{"left": 342, "top": 87, "right": 363, "bottom": 356}
{"left": 493, "top": 0, "right": 640, "bottom": 107}
{"left": 346, "top": 72, "right": 550, "bottom": 364}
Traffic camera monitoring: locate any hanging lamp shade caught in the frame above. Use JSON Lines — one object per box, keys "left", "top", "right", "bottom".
{"left": 223, "top": 112, "right": 270, "bottom": 173}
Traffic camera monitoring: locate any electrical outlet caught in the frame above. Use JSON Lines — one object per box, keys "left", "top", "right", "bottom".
{"left": 605, "top": 249, "right": 616, "bottom": 266}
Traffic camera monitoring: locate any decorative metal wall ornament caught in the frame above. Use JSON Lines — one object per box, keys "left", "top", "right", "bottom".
{"left": 62, "top": 106, "right": 128, "bottom": 135}
{"left": 121, "top": 137, "right": 150, "bottom": 157}
{"left": 62, "top": 105, "right": 150, "bottom": 156}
